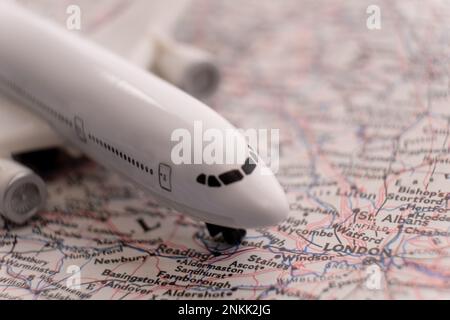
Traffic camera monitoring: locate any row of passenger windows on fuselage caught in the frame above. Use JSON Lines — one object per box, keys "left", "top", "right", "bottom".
{"left": 3, "top": 78, "right": 155, "bottom": 178}
{"left": 3, "top": 78, "right": 73, "bottom": 128}
{"left": 196, "top": 155, "right": 258, "bottom": 188}
{"left": 88, "top": 133, "right": 154, "bottom": 175}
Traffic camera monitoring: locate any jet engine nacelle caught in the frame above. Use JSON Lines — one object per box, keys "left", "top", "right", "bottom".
{"left": 0, "top": 158, "right": 47, "bottom": 224}
{"left": 153, "top": 34, "right": 221, "bottom": 98}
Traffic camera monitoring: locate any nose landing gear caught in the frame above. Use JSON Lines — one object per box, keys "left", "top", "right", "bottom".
{"left": 206, "top": 223, "right": 247, "bottom": 245}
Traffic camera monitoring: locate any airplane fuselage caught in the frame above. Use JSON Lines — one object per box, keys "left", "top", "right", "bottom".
{"left": 0, "top": 2, "right": 289, "bottom": 229}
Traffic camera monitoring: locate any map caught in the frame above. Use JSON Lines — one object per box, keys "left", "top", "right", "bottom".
{"left": 1, "top": 0, "right": 449, "bottom": 299}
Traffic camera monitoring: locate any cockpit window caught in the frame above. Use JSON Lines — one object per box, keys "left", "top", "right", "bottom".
{"left": 196, "top": 150, "right": 259, "bottom": 187}
{"left": 219, "top": 170, "right": 244, "bottom": 185}
{"left": 196, "top": 174, "right": 206, "bottom": 185}
{"left": 241, "top": 157, "right": 257, "bottom": 175}
{"left": 208, "top": 175, "right": 221, "bottom": 187}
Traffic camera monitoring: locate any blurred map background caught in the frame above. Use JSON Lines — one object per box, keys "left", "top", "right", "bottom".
{"left": 1, "top": 0, "right": 449, "bottom": 299}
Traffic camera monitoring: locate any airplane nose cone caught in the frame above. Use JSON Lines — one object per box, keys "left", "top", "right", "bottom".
{"left": 232, "top": 172, "right": 290, "bottom": 229}
{"left": 188, "top": 158, "right": 290, "bottom": 230}
{"left": 249, "top": 182, "right": 289, "bottom": 228}
{"left": 260, "top": 189, "right": 290, "bottom": 227}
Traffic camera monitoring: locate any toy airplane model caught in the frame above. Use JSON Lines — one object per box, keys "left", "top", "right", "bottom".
{"left": 0, "top": 1, "right": 289, "bottom": 244}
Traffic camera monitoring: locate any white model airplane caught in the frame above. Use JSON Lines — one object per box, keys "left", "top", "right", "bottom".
{"left": 0, "top": 1, "right": 289, "bottom": 244}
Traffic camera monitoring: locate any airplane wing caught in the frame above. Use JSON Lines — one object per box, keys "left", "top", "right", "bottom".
{"left": 16, "top": 0, "right": 191, "bottom": 67}
{"left": 0, "top": 94, "right": 63, "bottom": 158}
{"left": 0, "top": 0, "right": 191, "bottom": 158}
